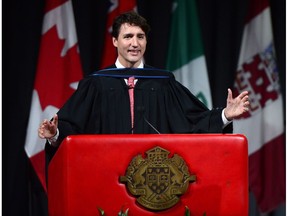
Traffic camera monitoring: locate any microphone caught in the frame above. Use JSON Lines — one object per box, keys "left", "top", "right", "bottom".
{"left": 130, "top": 106, "right": 161, "bottom": 134}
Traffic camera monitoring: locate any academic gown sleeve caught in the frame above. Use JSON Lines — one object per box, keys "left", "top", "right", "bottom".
{"left": 165, "top": 79, "right": 225, "bottom": 133}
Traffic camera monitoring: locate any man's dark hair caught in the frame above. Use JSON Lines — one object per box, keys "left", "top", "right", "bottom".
{"left": 112, "top": 11, "right": 151, "bottom": 39}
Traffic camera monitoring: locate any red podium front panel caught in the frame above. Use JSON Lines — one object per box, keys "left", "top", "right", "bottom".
{"left": 48, "top": 134, "right": 248, "bottom": 216}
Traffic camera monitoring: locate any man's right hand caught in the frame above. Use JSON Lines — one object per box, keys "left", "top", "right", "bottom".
{"left": 38, "top": 114, "right": 58, "bottom": 139}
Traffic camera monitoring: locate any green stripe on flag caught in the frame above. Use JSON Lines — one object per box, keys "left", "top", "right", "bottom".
{"left": 167, "top": 0, "right": 203, "bottom": 70}
{"left": 166, "top": 0, "right": 212, "bottom": 109}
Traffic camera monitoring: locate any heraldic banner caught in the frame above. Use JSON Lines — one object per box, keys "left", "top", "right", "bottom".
{"left": 48, "top": 134, "right": 248, "bottom": 216}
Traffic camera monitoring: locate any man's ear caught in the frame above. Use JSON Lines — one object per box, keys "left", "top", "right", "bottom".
{"left": 112, "top": 37, "right": 118, "bottom": 48}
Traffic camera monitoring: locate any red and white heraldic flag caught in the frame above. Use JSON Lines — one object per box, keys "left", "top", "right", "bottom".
{"left": 100, "top": 0, "right": 136, "bottom": 69}
{"left": 233, "top": 0, "right": 285, "bottom": 212}
{"left": 24, "top": 0, "right": 83, "bottom": 191}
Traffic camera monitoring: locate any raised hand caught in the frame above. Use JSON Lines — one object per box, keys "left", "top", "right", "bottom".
{"left": 38, "top": 114, "right": 58, "bottom": 139}
{"left": 224, "top": 88, "right": 249, "bottom": 120}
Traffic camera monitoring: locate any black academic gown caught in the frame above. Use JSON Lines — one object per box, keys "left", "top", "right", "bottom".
{"left": 45, "top": 66, "right": 230, "bottom": 160}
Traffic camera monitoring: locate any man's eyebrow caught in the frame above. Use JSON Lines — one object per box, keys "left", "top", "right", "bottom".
{"left": 123, "top": 33, "right": 133, "bottom": 36}
{"left": 122, "top": 33, "right": 145, "bottom": 37}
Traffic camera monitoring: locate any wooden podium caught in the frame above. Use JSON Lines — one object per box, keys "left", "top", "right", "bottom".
{"left": 48, "top": 134, "right": 248, "bottom": 216}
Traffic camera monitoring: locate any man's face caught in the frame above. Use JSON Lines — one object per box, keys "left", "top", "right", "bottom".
{"left": 113, "top": 23, "right": 147, "bottom": 67}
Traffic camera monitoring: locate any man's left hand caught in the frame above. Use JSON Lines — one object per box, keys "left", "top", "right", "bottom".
{"left": 224, "top": 88, "right": 249, "bottom": 120}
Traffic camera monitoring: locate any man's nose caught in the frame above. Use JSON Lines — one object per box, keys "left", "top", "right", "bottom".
{"left": 131, "top": 37, "right": 139, "bottom": 46}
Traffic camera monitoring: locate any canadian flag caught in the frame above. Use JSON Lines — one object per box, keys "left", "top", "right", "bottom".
{"left": 24, "top": 0, "right": 83, "bottom": 191}
{"left": 100, "top": 0, "right": 136, "bottom": 69}
{"left": 233, "top": 0, "right": 285, "bottom": 212}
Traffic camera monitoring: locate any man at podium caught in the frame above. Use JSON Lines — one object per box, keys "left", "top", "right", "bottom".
{"left": 38, "top": 11, "right": 249, "bottom": 160}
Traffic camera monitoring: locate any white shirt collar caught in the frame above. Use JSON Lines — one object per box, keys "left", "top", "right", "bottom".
{"left": 115, "top": 58, "right": 144, "bottom": 69}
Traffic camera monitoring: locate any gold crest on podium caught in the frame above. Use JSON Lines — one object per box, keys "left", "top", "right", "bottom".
{"left": 119, "top": 146, "right": 196, "bottom": 211}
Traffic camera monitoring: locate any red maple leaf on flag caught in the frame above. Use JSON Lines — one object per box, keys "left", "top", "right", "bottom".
{"left": 35, "top": 26, "right": 82, "bottom": 110}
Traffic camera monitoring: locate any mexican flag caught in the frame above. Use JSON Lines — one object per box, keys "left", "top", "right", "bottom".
{"left": 166, "top": 0, "right": 212, "bottom": 109}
